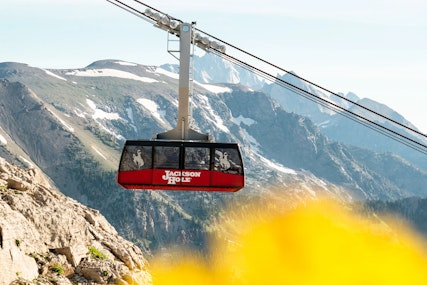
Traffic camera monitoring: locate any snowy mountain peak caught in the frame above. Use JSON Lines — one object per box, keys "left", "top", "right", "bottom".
{"left": 161, "top": 53, "right": 264, "bottom": 88}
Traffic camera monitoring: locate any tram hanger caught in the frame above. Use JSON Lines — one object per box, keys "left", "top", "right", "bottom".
{"left": 115, "top": 11, "right": 244, "bottom": 191}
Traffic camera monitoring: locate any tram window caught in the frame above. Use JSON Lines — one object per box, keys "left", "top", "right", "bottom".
{"left": 154, "top": 146, "right": 180, "bottom": 169}
{"left": 184, "top": 147, "right": 210, "bottom": 170}
{"left": 120, "top": 146, "right": 152, "bottom": 171}
{"left": 214, "top": 148, "right": 242, "bottom": 174}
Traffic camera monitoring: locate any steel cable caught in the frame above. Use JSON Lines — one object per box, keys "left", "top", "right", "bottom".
{"left": 107, "top": 0, "right": 427, "bottom": 154}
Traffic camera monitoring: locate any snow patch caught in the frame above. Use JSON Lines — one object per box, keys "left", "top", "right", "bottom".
{"left": 196, "top": 95, "right": 230, "bottom": 133}
{"left": 96, "top": 120, "right": 125, "bottom": 141}
{"left": 137, "top": 98, "right": 168, "bottom": 126}
{"left": 232, "top": 115, "right": 256, "bottom": 126}
{"left": 114, "top": 61, "right": 137, "bottom": 66}
{"left": 86, "top": 99, "right": 120, "bottom": 120}
{"left": 154, "top": 67, "right": 179, "bottom": 80}
{"left": 196, "top": 82, "right": 232, "bottom": 94}
{"left": 66, "top": 68, "right": 158, "bottom": 83}
{"left": 48, "top": 110, "right": 74, "bottom": 132}
{"left": 74, "top": 109, "right": 86, "bottom": 118}
{"left": 126, "top": 107, "right": 138, "bottom": 132}
{"left": 241, "top": 128, "right": 261, "bottom": 153}
{"left": 92, "top": 146, "right": 107, "bottom": 160}
{"left": 126, "top": 107, "right": 134, "bottom": 124}
{"left": 77, "top": 103, "right": 124, "bottom": 139}
{"left": 307, "top": 135, "right": 318, "bottom": 154}
{"left": 224, "top": 63, "right": 240, "bottom": 83}
{"left": 0, "top": 134, "right": 7, "bottom": 145}
{"left": 44, "top": 69, "right": 67, "bottom": 81}
{"left": 260, "top": 156, "right": 297, "bottom": 175}
{"left": 86, "top": 99, "right": 97, "bottom": 110}
{"left": 200, "top": 71, "right": 212, "bottom": 82}
{"left": 318, "top": 120, "right": 330, "bottom": 128}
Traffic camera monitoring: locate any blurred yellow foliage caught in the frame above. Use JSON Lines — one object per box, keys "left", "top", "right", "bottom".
{"left": 150, "top": 199, "right": 427, "bottom": 285}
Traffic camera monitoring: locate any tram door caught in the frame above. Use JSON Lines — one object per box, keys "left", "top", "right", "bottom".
{"left": 152, "top": 146, "right": 211, "bottom": 188}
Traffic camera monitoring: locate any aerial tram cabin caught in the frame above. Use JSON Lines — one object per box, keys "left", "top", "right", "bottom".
{"left": 118, "top": 140, "right": 244, "bottom": 192}
{"left": 117, "top": 21, "right": 244, "bottom": 192}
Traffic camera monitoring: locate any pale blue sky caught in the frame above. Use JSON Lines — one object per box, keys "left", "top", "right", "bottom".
{"left": 1, "top": 0, "right": 426, "bottom": 133}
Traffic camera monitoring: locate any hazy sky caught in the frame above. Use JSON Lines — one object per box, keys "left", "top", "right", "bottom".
{"left": 1, "top": 0, "right": 426, "bottom": 133}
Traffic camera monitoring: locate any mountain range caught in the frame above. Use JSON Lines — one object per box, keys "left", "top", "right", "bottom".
{"left": 164, "top": 53, "right": 427, "bottom": 171}
{"left": 0, "top": 55, "right": 426, "bottom": 254}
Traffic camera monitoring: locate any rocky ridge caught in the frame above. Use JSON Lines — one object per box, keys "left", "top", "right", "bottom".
{"left": 0, "top": 157, "right": 151, "bottom": 285}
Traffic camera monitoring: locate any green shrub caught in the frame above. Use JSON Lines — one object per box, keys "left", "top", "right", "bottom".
{"left": 50, "top": 264, "right": 64, "bottom": 275}
{"left": 88, "top": 246, "right": 107, "bottom": 260}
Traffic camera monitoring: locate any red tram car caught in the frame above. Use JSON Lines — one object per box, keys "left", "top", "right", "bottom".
{"left": 117, "top": 140, "right": 244, "bottom": 192}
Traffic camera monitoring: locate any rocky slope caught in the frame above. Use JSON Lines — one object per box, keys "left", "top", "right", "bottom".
{"left": 0, "top": 157, "right": 151, "bottom": 285}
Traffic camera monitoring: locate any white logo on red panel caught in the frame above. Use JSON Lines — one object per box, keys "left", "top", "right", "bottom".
{"left": 162, "top": 170, "right": 201, "bottom": 184}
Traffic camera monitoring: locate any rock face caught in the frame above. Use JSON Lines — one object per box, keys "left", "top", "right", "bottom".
{"left": 0, "top": 157, "right": 152, "bottom": 285}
